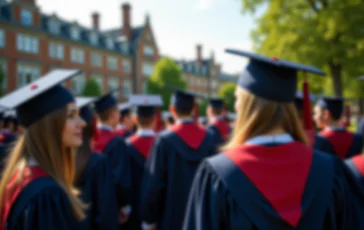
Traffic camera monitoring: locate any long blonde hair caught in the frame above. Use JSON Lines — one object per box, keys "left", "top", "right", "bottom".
{"left": 0, "top": 106, "right": 86, "bottom": 221}
{"left": 224, "top": 88, "right": 308, "bottom": 150}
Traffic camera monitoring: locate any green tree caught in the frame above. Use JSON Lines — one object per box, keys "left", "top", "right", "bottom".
{"left": 218, "top": 82, "right": 236, "bottom": 112}
{"left": 241, "top": 0, "right": 364, "bottom": 97}
{"left": 146, "top": 57, "right": 187, "bottom": 110}
{"left": 0, "top": 66, "right": 5, "bottom": 96}
{"left": 82, "top": 78, "right": 102, "bottom": 97}
{"left": 198, "top": 100, "right": 209, "bottom": 116}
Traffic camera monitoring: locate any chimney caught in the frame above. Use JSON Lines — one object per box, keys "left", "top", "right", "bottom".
{"left": 121, "top": 3, "right": 132, "bottom": 40}
{"left": 92, "top": 12, "right": 100, "bottom": 30}
{"left": 196, "top": 44, "right": 202, "bottom": 65}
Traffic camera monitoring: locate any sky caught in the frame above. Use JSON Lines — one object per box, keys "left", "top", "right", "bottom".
{"left": 36, "top": 0, "right": 260, "bottom": 75}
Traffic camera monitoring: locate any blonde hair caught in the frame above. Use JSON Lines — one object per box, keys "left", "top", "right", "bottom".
{"left": 224, "top": 88, "right": 308, "bottom": 150}
{"left": 0, "top": 106, "right": 86, "bottom": 221}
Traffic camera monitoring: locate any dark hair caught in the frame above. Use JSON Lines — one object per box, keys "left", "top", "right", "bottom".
{"left": 175, "top": 107, "right": 193, "bottom": 116}
{"left": 212, "top": 107, "right": 223, "bottom": 115}
{"left": 98, "top": 106, "right": 117, "bottom": 122}
{"left": 120, "top": 110, "right": 131, "bottom": 122}
{"left": 137, "top": 115, "right": 155, "bottom": 127}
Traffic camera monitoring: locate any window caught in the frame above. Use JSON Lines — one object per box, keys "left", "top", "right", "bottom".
{"left": 17, "top": 34, "right": 39, "bottom": 54}
{"left": 71, "top": 73, "right": 85, "bottom": 95}
{"left": 143, "top": 45, "right": 154, "bottom": 56}
{"left": 122, "top": 59, "right": 131, "bottom": 73}
{"left": 49, "top": 42, "right": 64, "bottom": 60}
{"left": 107, "top": 38, "right": 114, "bottom": 49}
{"left": 71, "top": 27, "right": 80, "bottom": 40}
{"left": 90, "top": 32, "right": 98, "bottom": 45}
{"left": 91, "top": 75, "right": 104, "bottom": 91}
{"left": 142, "top": 62, "right": 154, "bottom": 76}
{"left": 212, "top": 80, "right": 218, "bottom": 89}
{"left": 0, "top": 30, "right": 4, "bottom": 48}
{"left": 71, "top": 48, "right": 84, "bottom": 64}
{"left": 21, "top": 9, "right": 32, "bottom": 26}
{"left": 122, "top": 43, "right": 129, "bottom": 53}
{"left": 122, "top": 79, "right": 132, "bottom": 97}
{"left": 202, "top": 67, "right": 207, "bottom": 75}
{"left": 49, "top": 19, "right": 60, "bottom": 35}
{"left": 17, "top": 63, "right": 40, "bottom": 87}
{"left": 108, "top": 77, "right": 119, "bottom": 97}
{"left": 91, "top": 52, "right": 102, "bottom": 67}
{"left": 107, "top": 57, "right": 118, "bottom": 70}
{"left": 0, "top": 59, "right": 7, "bottom": 90}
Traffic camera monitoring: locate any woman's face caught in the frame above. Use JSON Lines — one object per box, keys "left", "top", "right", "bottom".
{"left": 62, "top": 102, "right": 86, "bottom": 148}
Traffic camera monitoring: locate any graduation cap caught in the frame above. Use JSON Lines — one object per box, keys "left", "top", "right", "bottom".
{"left": 316, "top": 96, "right": 344, "bottom": 120}
{"left": 209, "top": 98, "right": 224, "bottom": 109}
{"left": 0, "top": 69, "right": 80, "bottom": 127}
{"left": 129, "top": 94, "right": 163, "bottom": 117}
{"left": 226, "top": 49, "right": 325, "bottom": 131}
{"left": 94, "top": 88, "right": 119, "bottom": 114}
{"left": 166, "top": 85, "right": 196, "bottom": 110}
{"left": 118, "top": 102, "right": 131, "bottom": 116}
{"left": 75, "top": 96, "right": 97, "bottom": 123}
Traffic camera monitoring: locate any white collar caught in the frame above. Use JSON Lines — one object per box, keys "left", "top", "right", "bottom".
{"left": 116, "top": 124, "right": 126, "bottom": 130}
{"left": 245, "top": 133, "right": 294, "bottom": 145}
{"left": 98, "top": 124, "right": 113, "bottom": 131}
{"left": 325, "top": 126, "right": 345, "bottom": 131}
{"left": 176, "top": 118, "right": 193, "bottom": 124}
{"left": 136, "top": 129, "right": 155, "bottom": 137}
{"left": 28, "top": 158, "right": 38, "bottom": 166}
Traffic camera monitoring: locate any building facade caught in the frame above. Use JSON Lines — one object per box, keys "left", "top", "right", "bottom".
{"left": 0, "top": 0, "right": 159, "bottom": 100}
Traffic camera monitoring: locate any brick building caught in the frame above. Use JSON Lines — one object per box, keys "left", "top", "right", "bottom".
{"left": 0, "top": 0, "right": 159, "bottom": 100}
{"left": 175, "top": 45, "right": 221, "bottom": 98}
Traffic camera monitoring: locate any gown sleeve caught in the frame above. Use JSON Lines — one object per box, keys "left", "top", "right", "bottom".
{"left": 93, "top": 156, "right": 120, "bottom": 230}
{"left": 11, "top": 185, "right": 79, "bottom": 230}
{"left": 140, "top": 135, "right": 168, "bottom": 225}
{"left": 182, "top": 160, "right": 231, "bottom": 230}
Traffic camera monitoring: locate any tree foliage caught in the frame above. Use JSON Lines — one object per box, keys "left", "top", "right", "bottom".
{"left": 82, "top": 78, "right": 102, "bottom": 97}
{"left": 198, "top": 100, "right": 209, "bottom": 116}
{"left": 146, "top": 57, "right": 187, "bottom": 110}
{"left": 241, "top": 0, "right": 364, "bottom": 97}
{"left": 218, "top": 82, "right": 236, "bottom": 112}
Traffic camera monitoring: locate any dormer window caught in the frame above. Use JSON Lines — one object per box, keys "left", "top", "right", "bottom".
{"left": 49, "top": 18, "right": 60, "bottom": 35}
{"left": 71, "top": 26, "right": 80, "bottom": 40}
{"left": 90, "top": 32, "right": 98, "bottom": 45}
{"left": 21, "top": 9, "right": 32, "bottom": 26}
{"left": 107, "top": 38, "right": 114, "bottom": 49}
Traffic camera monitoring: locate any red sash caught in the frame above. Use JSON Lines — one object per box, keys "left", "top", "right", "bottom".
{"left": 128, "top": 135, "right": 155, "bottom": 159}
{"left": 211, "top": 119, "right": 230, "bottom": 140}
{"left": 224, "top": 142, "right": 312, "bottom": 227}
{"left": 319, "top": 129, "right": 354, "bottom": 159}
{"left": 170, "top": 123, "right": 206, "bottom": 149}
{"left": 93, "top": 129, "right": 117, "bottom": 153}
{"left": 1, "top": 166, "right": 48, "bottom": 230}
{"left": 352, "top": 155, "right": 364, "bottom": 176}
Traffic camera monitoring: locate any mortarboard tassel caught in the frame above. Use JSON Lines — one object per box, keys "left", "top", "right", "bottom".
{"left": 302, "top": 72, "right": 315, "bottom": 146}
{"left": 343, "top": 104, "right": 351, "bottom": 128}
{"left": 155, "top": 107, "right": 163, "bottom": 132}
{"left": 92, "top": 115, "right": 99, "bottom": 143}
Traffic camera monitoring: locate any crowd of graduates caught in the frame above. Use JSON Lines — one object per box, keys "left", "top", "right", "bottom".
{"left": 0, "top": 49, "right": 364, "bottom": 229}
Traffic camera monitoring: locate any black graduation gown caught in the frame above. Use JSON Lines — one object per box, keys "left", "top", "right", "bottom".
{"left": 206, "top": 119, "right": 231, "bottom": 147}
{"left": 103, "top": 136, "right": 132, "bottom": 210}
{"left": 140, "top": 122, "right": 216, "bottom": 230}
{"left": 5, "top": 175, "right": 79, "bottom": 229}
{"left": 356, "top": 117, "right": 364, "bottom": 141}
{"left": 123, "top": 134, "right": 155, "bottom": 230}
{"left": 314, "top": 129, "right": 363, "bottom": 159}
{"left": 76, "top": 153, "right": 119, "bottom": 230}
{"left": 183, "top": 142, "right": 356, "bottom": 230}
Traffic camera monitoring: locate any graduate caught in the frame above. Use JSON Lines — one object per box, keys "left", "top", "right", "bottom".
{"left": 198, "top": 116, "right": 207, "bottom": 127}
{"left": 0, "top": 69, "right": 87, "bottom": 230}
{"left": 162, "top": 111, "right": 174, "bottom": 129}
{"left": 123, "top": 94, "right": 162, "bottom": 230}
{"left": 183, "top": 50, "right": 357, "bottom": 229}
{"left": 206, "top": 98, "right": 231, "bottom": 146}
{"left": 115, "top": 103, "right": 133, "bottom": 139}
{"left": 74, "top": 97, "right": 120, "bottom": 230}
{"left": 0, "top": 110, "right": 17, "bottom": 145}
{"left": 140, "top": 88, "right": 216, "bottom": 230}
{"left": 313, "top": 97, "right": 363, "bottom": 159}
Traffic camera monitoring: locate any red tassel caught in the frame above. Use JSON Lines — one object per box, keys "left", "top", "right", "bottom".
{"left": 92, "top": 115, "right": 99, "bottom": 141}
{"left": 302, "top": 72, "right": 314, "bottom": 130}
{"left": 343, "top": 105, "right": 351, "bottom": 127}
{"left": 155, "top": 108, "right": 163, "bottom": 132}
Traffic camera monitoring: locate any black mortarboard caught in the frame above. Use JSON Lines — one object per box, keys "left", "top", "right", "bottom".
{"left": 166, "top": 86, "right": 196, "bottom": 110}
{"left": 118, "top": 102, "right": 131, "bottom": 116}
{"left": 316, "top": 96, "right": 343, "bottom": 120}
{"left": 76, "top": 97, "right": 97, "bottom": 123}
{"left": 0, "top": 69, "right": 80, "bottom": 127}
{"left": 129, "top": 94, "right": 163, "bottom": 117}
{"left": 94, "top": 88, "right": 119, "bottom": 114}
{"left": 209, "top": 98, "right": 224, "bottom": 109}
{"left": 225, "top": 49, "right": 325, "bottom": 102}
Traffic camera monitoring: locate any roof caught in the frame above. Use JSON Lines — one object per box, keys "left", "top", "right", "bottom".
{"left": 220, "top": 72, "right": 238, "bottom": 83}
{"left": 175, "top": 59, "right": 211, "bottom": 77}
{"left": 0, "top": 2, "right": 132, "bottom": 57}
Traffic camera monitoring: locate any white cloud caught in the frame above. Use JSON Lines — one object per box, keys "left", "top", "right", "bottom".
{"left": 195, "top": 0, "right": 212, "bottom": 10}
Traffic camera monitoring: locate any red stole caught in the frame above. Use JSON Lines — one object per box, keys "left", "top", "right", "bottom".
{"left": 352, "top": 155, "right": 364, "bottom": 176}
{"left": 224, "top": 142, "right": 312, "bottom": 227}
{"left": 1, "top": 166, "right": 48, "bottom": 230}
{"left": 305, "top": 129, "right": 316, "bottom": 147}
{"left": 319, "top": 129, "right": 354, "bottom": 159}
{"left": 128, "top": 135, "right": 155, "bottom": 159}
{"left": 114, "top": 128, "right": 129, "bottom": 138}
{"left": 211, "top": 119, "right": 230, "bottom": 140}
{"left": 94, "top": 129, "right": 117, "bottom": 153}
{"left": 170, "top": 123, "right": 206, "bottom": 149}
